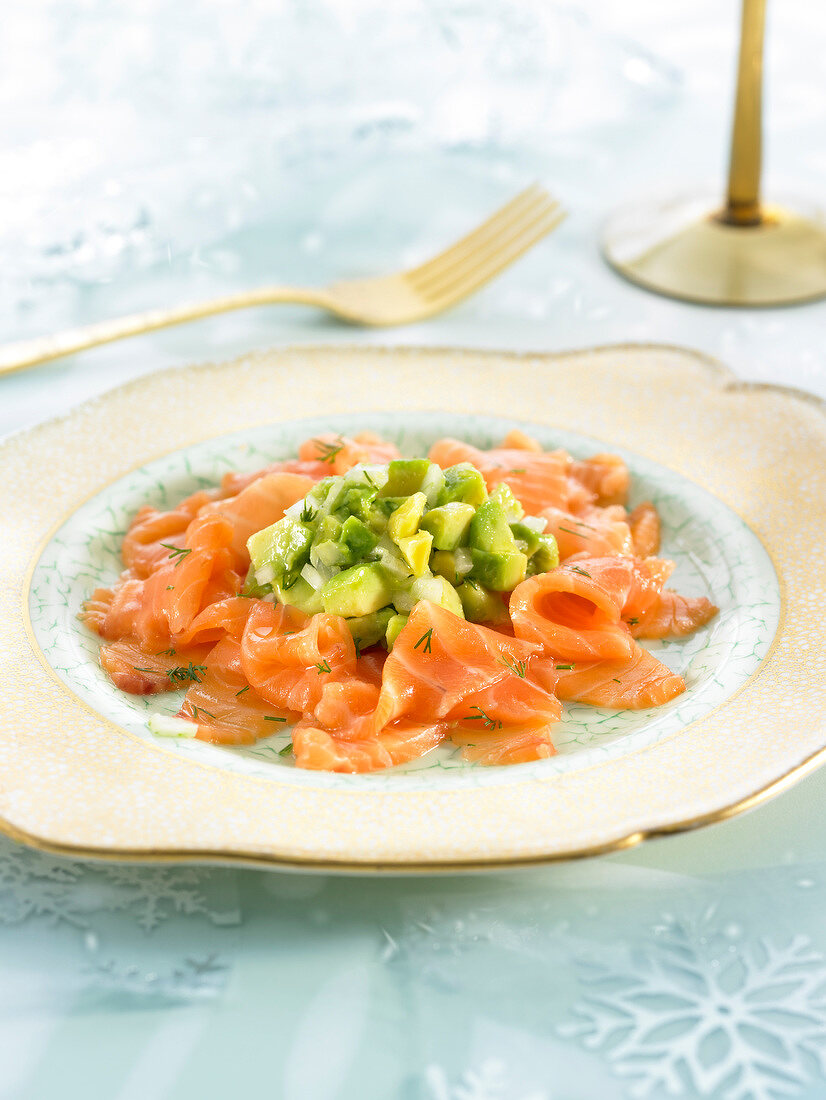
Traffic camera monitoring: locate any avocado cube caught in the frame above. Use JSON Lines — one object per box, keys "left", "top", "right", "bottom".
{"left": 530, "top": 534, "right": 559, "bottom": 573}
{"left": 347, "top": 607, "right": 395, "bottom": 651}
{"left": 338, "top": 487, "right": 376, "bottom": 522}
{"left": 430, "top": 549, "right": 458, "bottom": 584}
{"left": 247, "top": 516, "right": 313, "bottom": 585}
{"left": 320, "top": 563, "right": 394, "bottom": 618}
{"left": 337, "top": 515, "right": 379, "bottom": 565}
{"left": 469, "top": 548, "right": 528, "bottom": 591}
{"left": 490, "top": 482, "right": 524, "bottom": 522}
{"left": 387, "top": 492, "right": 427, "bottom": 542}
{"left": 468, "top": 501, "right": 519, "bottom": 554}
{"left": 509, "top": 521, "right": 540, "bottom": 556}
{"left": 457, "top": 580, "right": 509, "bottom": 624}
{"left": 437, "top": 463, "right": 488, "bottom": 508}
{"left": 420, "top": 502, "right": 475, "bottom": 550}
{"left": 272, "top": 575, "right": 324, "bottom": 615}
{"left": 397, "top": 530, "right": 433, "bottom": 576}
{"left": 381, "top": 459, "right": 432, "bottom": 498}
{"left": 385, "top": 613, "right": 409, "bottom": 649}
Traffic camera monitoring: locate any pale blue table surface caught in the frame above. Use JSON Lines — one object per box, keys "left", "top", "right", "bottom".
{"left": 2, "top": 1, "right": 826, "bottom": 1097}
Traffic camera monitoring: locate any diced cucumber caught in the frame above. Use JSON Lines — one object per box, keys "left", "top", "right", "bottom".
{"left": 247, "top": 516, "right": 313, "bottom": 586}
{"left": 420, "top": 502, "right": 475, "bottom": 550}
{"left": 320, "top": 563, "right": 393, "bottom": 617}
{"left": 469, "top": 548, "right": 528, "bottom": 591}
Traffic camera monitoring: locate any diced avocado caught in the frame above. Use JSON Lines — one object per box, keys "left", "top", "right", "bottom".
{"left": 247, "top": 516, "right": 313, "bottom": 585}
{"left": 418, "top": 463, "right": 446, "bottom": 506}
{"left": 337, "top": 515, "right": 378, "bottom": 565}
{"left": 468, "top": 501, "right": 519, "bottom": 555}
{"left": 320, "top": 563, "right": 393, "bottom": 617}
{"left": 272, "top": 576, "right": 324, "bottom": 615}
{"left": 410, "top": 575, "right": 465, "bottom": 618}
{"left": 314, "top": 514, "right": 342, "bottom": 543}
{"left": 240, "top": 567, "right": 272, "bottom": 598}
{"left": 469, "top": 548, "right": 528, "bottom": 591}
{"left": 347, "top": 607, "right": 395, "bottom": 651}
{"left": 312, "top": 539, "right": 344, "bottom": 569}
{"left": 337, "top": 486, "right": 377, "bottom": 522}
{"left": 387, "top": 492, "right": 427, "bottom": 542}
{"left": 430, "top": 549, "right": 458, "bottom": 584}
{"left": 530, "top": 534, "right": 559, "bottom": 573}
{"left": 397, "top": 530, "right": 433, "bottom": 576}
{"left": 490, "top": 482, "right": 524, "bottom": 522}
{"left": 381, "top": 459, "right": 432, "bottom": 498}
{"left": 457, "top": 580, "right": 509, "bottom": 624}
{"left": 385, "top": 613, "right": 409, "bottom": 649}
{"left": 420, "top": 502, "right": 475, "bottom": 550}
{"left": 510, "top": 521, "right": 541, "bottom": 556}
{"left": 438, "top": 463, "right": 488, "bottom": 508}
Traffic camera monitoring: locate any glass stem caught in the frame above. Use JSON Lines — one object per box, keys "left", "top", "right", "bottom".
{"left": 723, "top": 0, "right": 766, "bottom": 226}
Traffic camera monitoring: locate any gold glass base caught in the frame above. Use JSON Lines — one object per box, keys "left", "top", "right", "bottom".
{"left": 602, "top": 194, "right": 826, "bottom": 306}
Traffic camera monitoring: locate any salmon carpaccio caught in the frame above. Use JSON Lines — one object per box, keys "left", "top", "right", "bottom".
{"left": 82, "top": 429, "right": 718, "bottom": 772}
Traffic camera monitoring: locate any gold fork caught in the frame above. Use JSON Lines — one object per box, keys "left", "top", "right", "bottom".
{"left": 0, "top": 185, "right": 565, "bottom": 377}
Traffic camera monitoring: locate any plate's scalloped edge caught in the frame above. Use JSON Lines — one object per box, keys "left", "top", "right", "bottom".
{"left": 2, "top": 340, "right": 824, "bottom": 870}
{"left": 2, "top": 734, "right": 826, "bottom": 872}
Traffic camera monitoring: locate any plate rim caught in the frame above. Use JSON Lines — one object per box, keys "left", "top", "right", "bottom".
{"left": 2, "top": 341, "right": 823, "bottom": 870}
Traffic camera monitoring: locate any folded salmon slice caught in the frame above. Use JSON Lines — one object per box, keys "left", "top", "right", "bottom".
{"left": 535, "top": 646, "right": 685, "bottom": 709}
{"left": 541, "top": 505, "right": 634, "bottom": 560}
{"left": 292, "top": 721, "right": 447, "bottom": 773}
{"left": 629, "top": 502, "right": 661, "bottom": 557}
{"left": 298, "top": 431, "right": 401, "bottom": 475}
{"left": 179, "top": 635, "right": 292, "bottom": 745}
{"left": 99, "top": 637, "right": 213, "bottom": 695}
{"left": 374, "top": 602, "right": 559, "bottom": 748}
{"left": 241, "top": 601, "right": 357, "bottom": 713}
{"left": 121, "top": 489, "right": 220, "bottom": 579}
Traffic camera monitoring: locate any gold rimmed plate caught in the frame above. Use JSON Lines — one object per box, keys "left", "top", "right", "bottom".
{"left": 1, "top": 344, "right": 824, "bottom": 870}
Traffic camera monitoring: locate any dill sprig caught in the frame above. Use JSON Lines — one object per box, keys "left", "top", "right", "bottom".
{"left": 190, "top": 705, "right": 217, "bottom": 722}
{"left": 161, "top": 543, "right": 192, "bottom": 565}
{"left": 509, "top": 468, "right": 526, "bottom": 474}
{"left": 568, "top": 565, "right": 592, "bottom": 578}
{"left": 558, "top": 527, "right": 587, "bottom": 538}
{"left": 555, "top": 664, "right": 574, "bottom": 671}
{"left": 315, "top": 659, "right": 332, "bottom": 674}
{"left": 166, "top": 663, "right": 207, "bottom": 685}
{"left": 278, "top": 741, "right": 293, "bottom": 757}
{"left": 235, "top": 685, "right": 250, "bottom": 697}
{"left": 264, "top": 715, "right": 287, "bottom": 723}
{"left": 463, "top": 705, "right": 502, "bottom": 731}
{"left": 155, "top": 647, "right": 176, "bottom": 657}
{"left": 414, "top": 628, "right": 433, "bottom": 654}
{"left": 627, "top": 617, "right": 639, "bottom": 626}
{"left": 313, "top": 436, "right": 345, "bottom": 464}
{"left": 300, "top": 503, "right": 318, "bottom": 524}
{"left": 501, "top": 656, "right": 527, "bottom": 679}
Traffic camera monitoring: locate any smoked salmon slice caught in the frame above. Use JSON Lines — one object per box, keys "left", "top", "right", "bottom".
{"left": 535, "top": 645, "right": 685, "bottom": 709}
{"left": 298, "top": 431, "right": 401, "bottom": 475}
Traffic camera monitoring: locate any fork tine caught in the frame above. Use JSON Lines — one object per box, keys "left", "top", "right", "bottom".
{"left": 406, "top": 184, "right": 552, "bottom": 287}
{"left": 411, "top": 197, "right": 563, "bottom": 298}
{"left": 414, "top": 205, "right": 567, "bottom": 308}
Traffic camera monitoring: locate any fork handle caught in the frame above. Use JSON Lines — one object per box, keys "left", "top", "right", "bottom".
{"left": 0, "top": 285, "right": 334, "bottom": 377}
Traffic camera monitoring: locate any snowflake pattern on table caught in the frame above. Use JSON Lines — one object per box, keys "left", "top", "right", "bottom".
{"left": 561, "top": 908, "right": 826, "bottom": 1100}
{"left": 423, "top": 1059, "right": 548, "bottom": 1100}
{"left": 0, "top": 836, "right": 237, "bottom": 931}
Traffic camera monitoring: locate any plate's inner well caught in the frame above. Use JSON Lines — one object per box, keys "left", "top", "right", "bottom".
{"left": 28, "top": 413, "right": 781, "bottom": 790}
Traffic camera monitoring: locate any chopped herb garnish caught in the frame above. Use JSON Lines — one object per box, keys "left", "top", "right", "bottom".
{"left": 190, "top": 705, "right": 216, "bottom": 721}
{"left": 166, "top": 586, "right": 175, "bottom": 590}
{"left": 627, "top": 617, "right": 639, "bottom": 626}
{"left": 612, "top": 678, "right": 622, "bottom": 683}
{"left": 363, "top": 471, "right": 377, "bottom": 489}
{"left": 282, "top": 630, "right": 298, "bottom": 636}
{"left": 133, "top": 667, "right": 157, "bottom": 674}
{"left": 501, "top": 656, "right": 527, "bottom": 679}
{"left": 264, "top": 715, "right": 287, "bottom": 723}
{"left": 315, "top": 659, "right": 332, "bottom": 675}
{"left": 558, "top": 527, "right": 587, "bottom": 538}
{"left": 300, "top": 504, "right": 318, "bottom": 524}
{"left": 165, "top": 662, "right": 207, "bottom": 685}
{"left": 354, "top": 639, "right": 362, "bottom": 658}
{"left": 282, "top": 574, "right": 298, "bottom": 590}
{"left": 555, "top": 664, "right": 574, "bottom": 671}
{"left": 278, "top": 741, "right": 293, "bottom": 757}
{"left": 161, "top": 543, "right": 192, "bottom": 565}
{"left": 463, "top": 706, "right": 502, "bottom": 730}
{"left": 155, "top": 647, "right": 176, "bottom": 657}
{"left": 569, "top": 565, "right": 592, "bottom": 578}
{"left": 414, "top": 628, "right": 433, "bottom": 654}
{"left": 313, "top": 436, "right": 345, "bottom": 464}
{"left": 235, "top": 685, "right": 250, "bottom": 697}
{"left": 574, "top": 520, "right": 597, "bottom": 530}
{"left": 509, "top": 468, "right": 526, "bottom": 474}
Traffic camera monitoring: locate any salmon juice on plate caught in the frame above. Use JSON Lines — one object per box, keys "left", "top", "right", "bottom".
{"left": 81, "top": 429, "right": 717, "bottom": 773}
